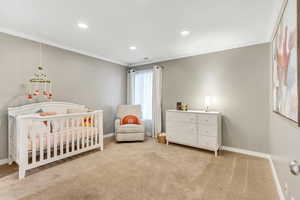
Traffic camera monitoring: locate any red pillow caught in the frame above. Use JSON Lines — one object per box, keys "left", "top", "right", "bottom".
{"left": 121, "top": 115, "right": 140, "bottom": 125}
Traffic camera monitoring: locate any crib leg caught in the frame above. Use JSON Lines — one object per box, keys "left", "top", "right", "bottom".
{"left": 100, "top": 135, "right": 104, "bottom": 151}
{"left": 19, "top": 168, "right": 26, "bottom": 179}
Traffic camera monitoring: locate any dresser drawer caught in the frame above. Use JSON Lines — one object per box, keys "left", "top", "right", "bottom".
{"left": 166, "top": 122, "right": 197, "bottom": 132}
{"left": 167, "top": 112, "right": 197, "bottom": 124}
{"left": 166, "top": 125, "right": 198, "bottom": 146}
{"left": 198, "top": 125, "right": 218, "bottom": 137}
{"left": 198, "top": 135, "right": 217, "bottom": 148}
{"left": 198, "top": 114, "right": 218, "bottom": 125}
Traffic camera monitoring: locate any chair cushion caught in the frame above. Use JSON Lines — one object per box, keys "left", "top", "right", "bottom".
{"left": 121, "top": 115, "right": 141, "bottom": 125}
{"left": 117, "top": 124, "right": 145, "bottom": 133}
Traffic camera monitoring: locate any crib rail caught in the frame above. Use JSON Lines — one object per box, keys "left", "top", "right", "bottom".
{"left": 17, "top": 110, "right": 103, "bottom": 179}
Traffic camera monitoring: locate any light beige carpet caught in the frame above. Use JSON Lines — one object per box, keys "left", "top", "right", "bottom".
{"left": 0, "top": 138, "right": 278, "bottom": 200}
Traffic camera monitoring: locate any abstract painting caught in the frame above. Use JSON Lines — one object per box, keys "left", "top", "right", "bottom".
{"left": 272, "top": 0, "right": 299, "bottom": 124}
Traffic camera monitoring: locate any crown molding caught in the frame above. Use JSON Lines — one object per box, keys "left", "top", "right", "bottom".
{"left": 0, "top": 27, "right": 127, "bottom": 66}
{"left": 132, "top": 40, "right": 269, "bottom": 66}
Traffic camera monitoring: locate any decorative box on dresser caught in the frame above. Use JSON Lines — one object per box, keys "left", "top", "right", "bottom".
{"left": 166, "top": 110, "right": 222, "bottom": 156}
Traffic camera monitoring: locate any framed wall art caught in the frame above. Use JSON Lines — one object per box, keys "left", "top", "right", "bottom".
{"left": 272, "top": 0, "right": 300, "bottom": 125}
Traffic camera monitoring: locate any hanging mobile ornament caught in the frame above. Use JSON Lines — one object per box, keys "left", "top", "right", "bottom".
{"left": 26, "top": 43, "right": 53, "bottom": 100}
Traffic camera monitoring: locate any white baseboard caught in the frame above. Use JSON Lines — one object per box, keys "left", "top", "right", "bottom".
{"left": 269, "top": 157, "right": 285, "bottom": 200}
{"left": 0, "top": 158, "right": 9, "bottom": 166}
{"left": 222, "top": 146, "right": 270, "bottom": 159}
{"left": 104, "top": 133, "right": 115, "bottom": 138}
{"left": 222, "top": 146, "right": 284, "bottom": 200}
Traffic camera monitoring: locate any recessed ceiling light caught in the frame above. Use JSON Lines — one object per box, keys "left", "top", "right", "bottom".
{"left": 129, "top": 46, "right": 137, "bottom": 50}
{"left": 78, "top": 23, "right": 88, "bottom": 29}
{"left": 181, "top": 30, "right": 190, "bottom": 36}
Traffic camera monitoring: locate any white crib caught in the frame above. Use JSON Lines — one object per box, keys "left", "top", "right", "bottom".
{"left": 8, "top": 102, "right": 103, "bottom": 179}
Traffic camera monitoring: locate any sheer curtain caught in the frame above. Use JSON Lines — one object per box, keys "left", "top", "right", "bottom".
{"left": 133, "top": 70, "right": 153, "bottom": 136}
{"left": 127, "top": 69, "right": 135, "bottom": 104}
{"left": 127, "top": 67, "right": 162, "bottom": 137}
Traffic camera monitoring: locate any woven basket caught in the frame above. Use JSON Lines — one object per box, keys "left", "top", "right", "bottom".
{"left": 157, "top": 133, "right": 167, "bottom": 144}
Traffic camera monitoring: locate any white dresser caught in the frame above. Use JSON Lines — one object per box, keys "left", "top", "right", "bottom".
{"left": 166, "top": 110, "right": 222, "bottom": 156}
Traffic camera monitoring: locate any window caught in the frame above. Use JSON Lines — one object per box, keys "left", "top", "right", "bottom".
{"left": 133, "top": 70, "right": 153, "bottom": 120}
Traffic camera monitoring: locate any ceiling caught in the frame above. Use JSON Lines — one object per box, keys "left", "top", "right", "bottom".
{"left": 0, "top": 0, "right": 283, "bottom": 66}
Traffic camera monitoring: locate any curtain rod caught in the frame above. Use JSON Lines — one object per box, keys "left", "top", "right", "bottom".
{"left": 128, "top": 65, "right": 164, "bottom": 71}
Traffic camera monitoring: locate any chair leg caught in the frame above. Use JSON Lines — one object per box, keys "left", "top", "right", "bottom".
{"left": 214, "top": 150, "right": 218, "bottom": 157}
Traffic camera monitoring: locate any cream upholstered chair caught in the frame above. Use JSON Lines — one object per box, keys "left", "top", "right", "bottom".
{"left": 115, "top": 105, "right": 145, "bottom": 142}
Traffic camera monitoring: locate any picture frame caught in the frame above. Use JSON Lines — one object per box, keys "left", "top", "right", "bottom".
{"left": 272, "top": 0, "right": 300, "bottom": 126}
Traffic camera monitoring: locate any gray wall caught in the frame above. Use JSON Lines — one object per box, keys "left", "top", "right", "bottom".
{"left": 270, "top": 114, "right": 300, "bottom": 199}
{"left": 269, "top": 54, "right": 300, "bottom": 198}
{"left": 137, "top": 43, "right": 270, "bottom": 153}
{"left": 0, "top": 32, "right": 127, "bottom": 159}
{"left": 137, "top": 42, "right": 300, "bottom": 198}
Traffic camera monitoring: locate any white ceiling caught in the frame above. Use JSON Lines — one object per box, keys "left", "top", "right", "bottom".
{"left": 0, "top": 0, "right": 283, "bottom": 66}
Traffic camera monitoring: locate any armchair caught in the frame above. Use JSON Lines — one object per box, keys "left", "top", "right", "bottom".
{"left": 115, "top": 105, "right": 145, "bottom": 142}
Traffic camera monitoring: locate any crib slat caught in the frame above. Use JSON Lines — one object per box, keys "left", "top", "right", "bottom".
{"left": 99, "top": 113, "right": 102, "bottom": 145}
{"left": 94, "top": 114, "right": 97, "bottom": 144}
{"left": 46, "top": 121, "right": 51, "bottom": 159}
{"left": 95, "top": 113, "right": 99, "bottom": 144}
{"left": 91, "top": 115, "right": 95, "bottom": 146}
{"left": 32, "top": 131, "right": 36, "bottom": 164}
{"left": 66, "top": 118, "right": 69, "bottom": 153}
{"left": 81, "top": 118, "right": 85, "bottom": 148}
{"left": 94, "top": 114, "right": 97, "bottom": 146}
{"left": 76, "top": 118, "right": 80, "bottom": 150}
{"left": 90, "top": 115, "right": 93, "bottom": 146}
{"left": 39, "top": 131, "right": 44, "bottom": 161}
{"left": 85, "top": 117, "right": 88, "bottom": 148}
{"left": 91, "top": 115, "right": 94, "bottom": 146}
{"left": 71, "top": 118, "right": 74, "bottom": 152}
{"left": 60, "top": 120, "right": 64, "bottom": 155}
{"left": 85, "top": 117, "right": 88, "bottom": 147}
{"left": 87, "top": 116, "right": 90, "bottom": 147}
{"left": 54, "top": 124, "right": 57, "bottom": 157}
